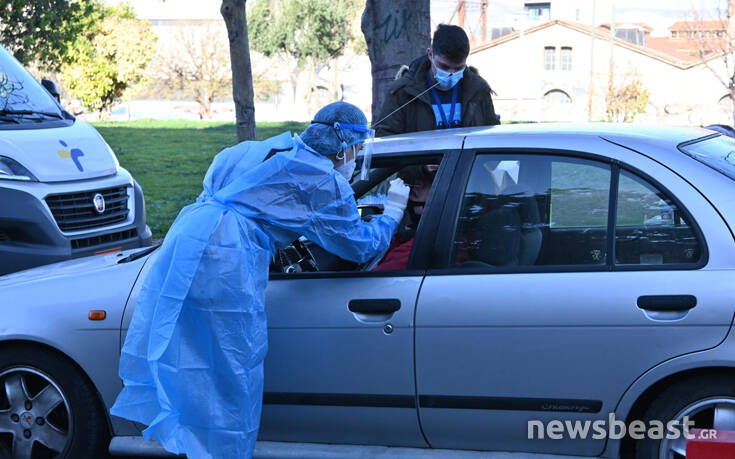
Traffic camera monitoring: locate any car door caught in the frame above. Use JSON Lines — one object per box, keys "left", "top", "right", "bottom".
{"left": 258, "top": 150, "right": 458, "bottom": 447}
{"left": 414, "top": 143, "right": 735, "bottom": 456}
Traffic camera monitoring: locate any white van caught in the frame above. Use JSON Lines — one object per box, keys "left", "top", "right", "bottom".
{"left": 0, "top": 45, "right": 151, "bottom": 276}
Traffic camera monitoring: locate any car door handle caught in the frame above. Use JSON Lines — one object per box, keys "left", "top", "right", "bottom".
{"left": 349, "top": 299, "right": 401, "bottom": 314}
{"left": 637, "top": 295, "right": 697, "bottom": 311}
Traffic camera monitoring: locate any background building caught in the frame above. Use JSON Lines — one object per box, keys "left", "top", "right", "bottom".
{"left": 106, "top": 0, "right": 730, "bottom": 124}
{"left": 468, "top": 18, "right": 731, "bottom": 124}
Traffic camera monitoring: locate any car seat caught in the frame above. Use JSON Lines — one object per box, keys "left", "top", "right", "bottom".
{"left": 468, "top": 184, "right": 542, "bottom": 267}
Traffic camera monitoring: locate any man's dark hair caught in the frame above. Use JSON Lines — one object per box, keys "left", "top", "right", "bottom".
{"left": 431, "top": 24, "right": 470, "bottom": 62}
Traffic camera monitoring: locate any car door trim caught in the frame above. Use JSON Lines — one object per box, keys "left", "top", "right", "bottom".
{"left": 263, "top": 392, "right": 602, "bottom": 413}
{"left": 269, "top": 269, "right": 425, "bottom": 280}
{"left": 419, "top": 395, "right": 603, "bottom": 413}
{"left": 264, "top": 392, "right": 417, "bottom": 408}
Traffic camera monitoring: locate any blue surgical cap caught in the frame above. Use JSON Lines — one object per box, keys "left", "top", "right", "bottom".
{"left": 300, "top": 102, "right": 369, "bottom": 156}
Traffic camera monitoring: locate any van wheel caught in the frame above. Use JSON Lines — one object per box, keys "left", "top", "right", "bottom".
{"left": 634, "top": 375, "right": 735, "bottom": 459}
{"left": 0, "top": 346, "right": 109, "bottom": 458}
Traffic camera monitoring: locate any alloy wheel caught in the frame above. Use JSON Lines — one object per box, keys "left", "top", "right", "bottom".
{"left": 0, "top": 367, "right": 72, "bottom": 459}
{"left": 659, "top": 396, "right": 735, "bottom": 458}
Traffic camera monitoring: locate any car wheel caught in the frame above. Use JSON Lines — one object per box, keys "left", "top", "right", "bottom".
{"left": 0, "top": 346, "right": 110, "bottom": 458}
{"left": 633, "top": 375, "right": 735, "bottom": 459}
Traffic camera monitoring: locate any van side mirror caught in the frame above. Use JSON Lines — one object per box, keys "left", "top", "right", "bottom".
{"left": 41, "top": 78, "right": 61, "bottom": 103}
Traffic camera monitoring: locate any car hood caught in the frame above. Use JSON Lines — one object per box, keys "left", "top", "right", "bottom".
{"left": 0, "top": 120, "right": 118, "bottom": 182}
{"left": 0, "top": 247, "right": 150, "bottom": 289}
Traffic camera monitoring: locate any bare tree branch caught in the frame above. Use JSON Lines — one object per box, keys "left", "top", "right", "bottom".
{"left": 687, "top": 0, "right": 735, "bottom": 121}
{"left": 149, "top": 24, "right": 232, "bottom": 120}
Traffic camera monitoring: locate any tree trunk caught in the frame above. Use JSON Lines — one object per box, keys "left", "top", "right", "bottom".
{"left": 221, "top": 0, "right": 255, "bottom": 141}
{"left": 361, "top": 0, "right": 430, "bottom": 123}
{"left": 197, "top": 93, "right": 213, "bottom": 120}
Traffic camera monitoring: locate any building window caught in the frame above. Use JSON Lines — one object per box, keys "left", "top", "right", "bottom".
{"left": 561, "top": 47, "right": 572, "bottom": 70}
{"left": 544, "top": 46, "right": 556, "bottom": 70}
{"left": 544, "top": 89, "right": 572, "bottom": 104}
{"left": 525, "top": 2, "right": 551, "bottom": 21}
{"left": 616, "top": 28, "right": 646, "bottom": 46}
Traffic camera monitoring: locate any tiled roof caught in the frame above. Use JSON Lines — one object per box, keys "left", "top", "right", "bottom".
{"left": 645, "top": 36, "right": 722, "bottom": 64}
{"left": 669, "top": 20, "right": 727, "bottom": 31}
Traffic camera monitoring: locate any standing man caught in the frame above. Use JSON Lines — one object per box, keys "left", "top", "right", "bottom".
{"left": 375, "top": 24, "right": 500, "bottom": 137}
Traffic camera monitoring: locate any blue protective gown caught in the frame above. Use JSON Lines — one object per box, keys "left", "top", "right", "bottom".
{"left": 111, "top": 132, "right": 398, "bottom": 458}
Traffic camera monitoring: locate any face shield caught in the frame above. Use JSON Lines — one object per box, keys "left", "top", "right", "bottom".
{"left": 333, "top": 123, "right": 374, "bottom": 181}
{"left": 358, "top": 128, "right": 375, "bottom": 181}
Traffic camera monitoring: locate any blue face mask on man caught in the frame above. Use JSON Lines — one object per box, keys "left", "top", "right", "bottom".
{"left": 434, "top": 66, "right": 464, "bottom": 89}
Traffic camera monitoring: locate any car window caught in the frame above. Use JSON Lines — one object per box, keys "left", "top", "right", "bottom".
{"left": 679, "top": 134, "right": 735, "bottom": 181}
{"left": 615, "top": 170, "right": 702, "bottom": 265}
{"left": 270, "top": 158, "right": 442, "bottom": 274}
{"left": 550, "top": 161, "right": 610, "bottom": 228}
{"left": 453, "top": 154, "right": 611, "bottom": 268}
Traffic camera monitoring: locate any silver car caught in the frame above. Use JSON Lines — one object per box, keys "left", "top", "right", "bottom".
{"left": 1, "top": 124, "right": 734, "bottom": 459}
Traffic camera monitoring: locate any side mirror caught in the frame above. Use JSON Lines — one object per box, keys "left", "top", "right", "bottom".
{"left": 41, "top": 78, "right": 61, "bottom": 103}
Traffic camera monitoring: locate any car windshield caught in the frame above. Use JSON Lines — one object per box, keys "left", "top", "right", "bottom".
{"left": 680, "top": 134, "right": 735, "bottom": 181}
{"left": 0, "top": 46, "right": 62, "bottom": 120}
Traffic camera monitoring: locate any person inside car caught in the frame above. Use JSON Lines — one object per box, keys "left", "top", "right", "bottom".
{"left": 373, "top": 164, "right": 438, "bottom": 271}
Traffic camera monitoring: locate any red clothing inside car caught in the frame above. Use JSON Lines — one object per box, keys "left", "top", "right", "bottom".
{"left": 373, "top": 237, "right": 414, "bottom": 271}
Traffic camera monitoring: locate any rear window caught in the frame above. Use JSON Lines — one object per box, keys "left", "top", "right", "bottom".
{"left": 679, "top": 135, "right": 735, "bottom": 181}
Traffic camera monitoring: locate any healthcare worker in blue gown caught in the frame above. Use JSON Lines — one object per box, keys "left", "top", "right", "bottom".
{"left": 111, "top": 101, "right": 410, "bottom": 459}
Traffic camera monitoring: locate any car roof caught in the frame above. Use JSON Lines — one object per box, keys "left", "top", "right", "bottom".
{"left": 371, "top": 123, "right": 715, "bottom": 155}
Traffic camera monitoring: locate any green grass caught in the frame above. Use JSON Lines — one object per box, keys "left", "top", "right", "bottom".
{"left": 92, "top": 120, "right": 308, "bottom": 238}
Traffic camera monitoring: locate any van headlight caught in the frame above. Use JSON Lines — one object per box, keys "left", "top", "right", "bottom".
{"left": 0, "top": 156, "right": 37, "bottom": 181}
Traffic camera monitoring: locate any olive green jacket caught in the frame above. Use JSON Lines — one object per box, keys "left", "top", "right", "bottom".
{"left": 374, "top": 55, "right": 500, "bottom": 137}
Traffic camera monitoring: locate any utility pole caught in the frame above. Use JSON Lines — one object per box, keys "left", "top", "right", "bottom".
{"left": 459, "top": 0, "right": 466, "bottom": 29}
{"left": 607, "top": 0, "right": 616, "bottom": 122}
{"left": 587, "top": 0, "right": 596, "bottom": 121}
{"left": 481, "top": 0, "right": 488, "bottom": 43}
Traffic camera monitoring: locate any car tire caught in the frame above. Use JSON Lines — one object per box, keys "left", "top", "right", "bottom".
{"left": 633, "top": 375, "right": 735, "bottom": 459}
{"left": 0, "top": 345, "right": 110, "bottom": 459}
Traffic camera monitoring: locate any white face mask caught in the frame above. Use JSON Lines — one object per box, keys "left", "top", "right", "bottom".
{"left": 335, "top": 145, "right": 357, "bottom": 180}
{"left": 336, "top": 157, "right": 357, "bottom": 181}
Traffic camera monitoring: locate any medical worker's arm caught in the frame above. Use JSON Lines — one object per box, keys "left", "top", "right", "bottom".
{"left": 301, "top": 177, "right": 409, "bottom": 264}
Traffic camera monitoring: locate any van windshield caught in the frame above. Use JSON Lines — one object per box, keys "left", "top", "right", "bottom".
{"left": 0, "top": 46, "right": 63, "bottom": 120}
{"left": 679, "top": 134, "right": 735, "bottom": 181}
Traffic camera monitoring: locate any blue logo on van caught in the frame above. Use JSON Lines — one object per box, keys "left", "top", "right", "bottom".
{"left": 57, "top": 140, "right": 84, "bottom": 172}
